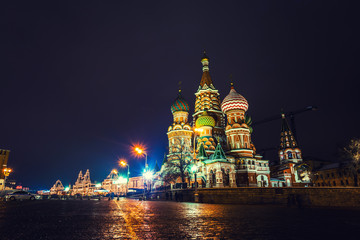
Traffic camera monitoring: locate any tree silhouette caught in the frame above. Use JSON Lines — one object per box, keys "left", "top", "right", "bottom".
{"left": 343, "top": 138, "right": 360, "bottom": 186}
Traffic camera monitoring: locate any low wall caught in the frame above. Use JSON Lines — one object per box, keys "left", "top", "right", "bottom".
{"left": 146, "top": 187, "right": 360, "bottom": 208}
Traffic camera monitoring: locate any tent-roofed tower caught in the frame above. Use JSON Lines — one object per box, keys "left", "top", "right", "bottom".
{"left": 279, "top": 113, "right": 302, "bottom": 164}
{"left": 193, "top": 51, "right": 226, "bottom": 148}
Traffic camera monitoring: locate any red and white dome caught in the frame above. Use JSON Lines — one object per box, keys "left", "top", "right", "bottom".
{"left": 221, "top": 87, "right": 248, "bottom": 113}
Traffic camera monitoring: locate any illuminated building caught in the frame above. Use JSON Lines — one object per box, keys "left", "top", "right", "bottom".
{"left": 72, "top": 169, "right": 95, "bottom": 195}
{"left": 162, "top": 52, "right": 271, "bottom": 188}
{"left": 270, "top": 114, "right": 309, "bottom": 187}
{"left": 128, "top": 176, "right": 145, "bottom": 190}
{"left": 50, "top": 179, "right": 65, "bottom": 195}
{"left": 101, "top": 169, "right": 127, "bottom": 196}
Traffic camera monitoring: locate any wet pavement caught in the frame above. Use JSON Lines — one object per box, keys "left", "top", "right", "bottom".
{"left": 1, "top": 199, "right": 360, "bottom": 240}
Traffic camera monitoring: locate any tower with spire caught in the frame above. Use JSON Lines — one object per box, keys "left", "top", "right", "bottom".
{"left": 270, "top": 113, "right": 305, "bottom": 187}
{"left": 193, "top": 51, "right": 226, "bottom": 149}
{"left": 279, "top": 113, "right": 302, "bottom": 164}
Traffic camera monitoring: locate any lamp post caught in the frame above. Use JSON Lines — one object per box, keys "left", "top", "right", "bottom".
{"left": 191, "top": 128, "right": 202, "bottom": 198}
{"left": 3, "top": 168, "right": 12, "bottom": 190}
{"left": 134, "top": 147, "right": 148, "bottom": 169}
{"left": 119, "top": 160, "right": 130, "bottom": 196}
{"left": 134, "top": 146, "right": 148, "bottom": 199}
{"left": 191, "top": 164, "right": 199, "bottom": 203}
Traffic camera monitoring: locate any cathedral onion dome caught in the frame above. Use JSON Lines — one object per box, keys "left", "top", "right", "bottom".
{"left": 221, "top": 85, "right": 249, "bottom": 113}
{"left": 195, "top": 112, "right": 216, "bottom": 128}
{"left": 171, "top": 90, "right": 189, "bottom": 113}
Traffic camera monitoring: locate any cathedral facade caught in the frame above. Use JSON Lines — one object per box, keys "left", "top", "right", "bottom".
{"left": 164, "top": 53, "right": 272, "bottom": 188}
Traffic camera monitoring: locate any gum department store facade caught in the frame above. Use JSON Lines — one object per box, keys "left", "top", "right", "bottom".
{"left": 162, "top": 53, "right": 307, "bottom": 188}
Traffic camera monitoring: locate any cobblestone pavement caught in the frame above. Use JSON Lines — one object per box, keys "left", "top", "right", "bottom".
{"left": 1, "top": 199, "right": 360, "bottom": 240}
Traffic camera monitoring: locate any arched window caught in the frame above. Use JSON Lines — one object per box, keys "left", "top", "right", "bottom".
{"left": 287, "top": 151, "right": 292, "bottom": 159}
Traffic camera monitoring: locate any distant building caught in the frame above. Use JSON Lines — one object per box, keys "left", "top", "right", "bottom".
{"left": 312, "top": 161, "right": 358, "bottom": 187}
{"left": 72, "top": 169, "right": 95, "bottom": 195}
{"left": 50, "top": 179, "right": 65, "bottom": 195}
{"left": 101, "top": 170, "right": 127, "bottom": 195}
{"left": 0, "top": 149, "right": 10, "bottom": 190}
{"left": 128, "top": 176, "right": 144, "bottom": 190}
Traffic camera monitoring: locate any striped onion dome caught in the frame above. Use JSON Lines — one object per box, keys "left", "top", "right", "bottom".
{"left": 221, "top": 86, "right": 248, "bottom": 113}
{"left": 171, "top": 91, "right": 189, "bottom": 113}
{"left": 195, "top": 112, "right": 216, "bottom": 128}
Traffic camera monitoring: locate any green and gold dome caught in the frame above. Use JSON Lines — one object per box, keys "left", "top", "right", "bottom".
{"left": 171, "top": 90, "right": 189, "bottom": 113}
{"left": 195, "top": 112, "right": 216, "bottom": 128}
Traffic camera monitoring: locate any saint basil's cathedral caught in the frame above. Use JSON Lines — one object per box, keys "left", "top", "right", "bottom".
{"left": 164, "top": 52, "right": 308, "bottom": 188}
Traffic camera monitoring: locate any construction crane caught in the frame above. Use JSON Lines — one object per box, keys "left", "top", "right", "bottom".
{"left": 253, "top": 105, "right": 318, "bottom": 142}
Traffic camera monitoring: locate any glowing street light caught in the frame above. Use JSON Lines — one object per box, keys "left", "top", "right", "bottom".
{"left": 143, "top": 170, "right": 153, "bottom": 181}
{"left": 111, "top": 169, "right": 118, "bottom": 175}
{"left": 143, "top": 169, "right": 154, "bottom": 198}
{"left": 119, "top": 159, "right": 130, "bottom": 196}
{"left": 119, "top": 159, "right": 130, "bottom": 180}
{"left": 191, "top": 165, "right": 198, "bottom": 173}
{"left": 3, "top": 168, "right": 12, "bottom": 177}
{"left": 133, "top": 146, "right": 148, "bottom": 169}
{"left": 2, "top": 168, "right": 12, "bottom": 190}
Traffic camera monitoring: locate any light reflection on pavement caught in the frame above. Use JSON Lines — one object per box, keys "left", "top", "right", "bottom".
{"left": 1, "top": 198, "right": 360, "bottom": 239}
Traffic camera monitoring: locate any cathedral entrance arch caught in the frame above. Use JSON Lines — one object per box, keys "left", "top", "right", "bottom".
{"left": 256, "top": 175, "right": 269, "bottom": 187}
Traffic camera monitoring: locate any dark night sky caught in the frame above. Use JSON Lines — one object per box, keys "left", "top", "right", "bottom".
{"left": 1, "top": 1, "right": 359, "bottom": 189}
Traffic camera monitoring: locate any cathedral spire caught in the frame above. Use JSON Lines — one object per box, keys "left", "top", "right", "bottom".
{"left": 229, "top": 74, "right": 234, "bottom": 89}
{"left": 212, "top": 142, "right": 227, "bottom": 160}
{"left": 197, "top": 143, "right": 208, "bottom": 160}
{"left": 200, "top": 50, "right": 213, "bottom": 87}
{"left": 280, "top": 112, "right": 298, "bottom": 149}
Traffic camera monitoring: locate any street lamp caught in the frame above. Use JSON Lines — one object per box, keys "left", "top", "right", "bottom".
{"left": 190, "top": 164, "right": 199, "bottom": 203}
{"left": 133, "top": 145, "right": 149, "bottom": 200}
{"left": 3, "top": 168, "right": 12, "bottom": 190}
{"left": 134, "top": 146, "right": 148, "bottom": 169}
{"left": 143, "top": 169, "right": 154, "bottom": 195}
{"left": 119, "top": 159, "right": 130, "bottom": 196}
